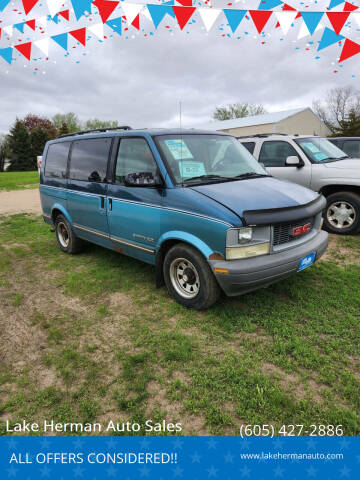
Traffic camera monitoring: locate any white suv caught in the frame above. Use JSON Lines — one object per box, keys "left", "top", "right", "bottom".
{"left": 239, "top": 134, "right": 360, "bottom": 235}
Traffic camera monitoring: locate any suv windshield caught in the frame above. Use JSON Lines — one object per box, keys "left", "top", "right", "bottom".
{"left": 155, "top": 134, "right": 268, "bottom": 185}
{"left": 295, "top": 137, "right": 349, "bottom": 163}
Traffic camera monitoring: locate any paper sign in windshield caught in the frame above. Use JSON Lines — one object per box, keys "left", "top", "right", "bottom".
{"left": 302, "top": 142, "right": 320, "bottom": 153}
{"left": 179, "top": 161, "right": 206, "bottom": 178}
{"left": 165, "top": 139, "right": 193, "bottom": 160}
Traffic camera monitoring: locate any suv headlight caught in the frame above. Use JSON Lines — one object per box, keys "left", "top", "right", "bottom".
{"left": 226, "top": 226, "right": 271, "bottom": 260}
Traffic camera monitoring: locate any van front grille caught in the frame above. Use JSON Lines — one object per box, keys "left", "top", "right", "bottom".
{"left": 273, "top": 217, "right": 314, "bottom": 246}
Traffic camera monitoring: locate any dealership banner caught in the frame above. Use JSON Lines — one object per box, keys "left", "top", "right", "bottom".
{"left": 1, "top": 435, "right": 359, "bottom": 478}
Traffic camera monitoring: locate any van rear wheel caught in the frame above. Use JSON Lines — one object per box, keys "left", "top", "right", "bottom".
{"left": 323, "top": 191, "right": 360, "bottom": 235}
{"left": 55, "top": 214, "right": 83, "bottom": 254}
{"left": 163, "top": 243, "right": 221, "bottom": 310}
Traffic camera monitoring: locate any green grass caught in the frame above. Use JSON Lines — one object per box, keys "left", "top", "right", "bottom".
{"left": 0, "top": 214, "right": 359, "bottom": 436}
{"left": 0, "top": 171, "right": 39, "bottom": 191}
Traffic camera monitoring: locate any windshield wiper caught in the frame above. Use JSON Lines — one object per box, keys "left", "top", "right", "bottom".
{"left": 183, "top": 174, "right": 231, "bottom": 184}
{"left": 232, "top": 173, "right": 270, "bottom": 180}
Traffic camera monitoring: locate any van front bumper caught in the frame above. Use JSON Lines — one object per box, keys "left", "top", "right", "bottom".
{"left": 209, "top": 230, "right": 328, "bottom": 297}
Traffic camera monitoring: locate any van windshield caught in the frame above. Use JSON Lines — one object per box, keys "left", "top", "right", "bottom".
{"left": 295, "top": 137, "right": 349, "bottom": 163}
{"left": 155, "top": 134, "right": 268, "bottom": 186}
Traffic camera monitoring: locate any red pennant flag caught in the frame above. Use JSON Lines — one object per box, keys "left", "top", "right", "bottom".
{"left": 15, "top": 42, "right": 32, "bottom": 60}
{"left": 339, "top": 38, "right": 360, "bottom": 62}
{"left": 249, "top": 10, "right": 272, "bottom": 34}
{"left": 275, "top": 21, "right": 280, "bottom": 28}
{"left": 326, "top": 12, "right": 350, "bottom": 35}
{"left": 58, "top": 10, "right": 70, "bottom": 21}
{"left": 176, "top": 0, "right": 193, "bottom": 6}
{"left": 295, "top": 12, "right": 301, "bottom": 19}
{"left": 93, "top": 0, "right": 119, "bottom": 24}
{"left": 25, "top": 19, "right": 36, "bottom": 30}
{"left": 131, "top": 14, "right": 140, "bottom": 30}
{"left": 343, "top": 2, "right": 358, "bottom": 11}
{"left": 172, "top": 6, "right": 196, "bottom": 30}
{"left": 69, "top": 27, "right": 86, "bottom": 46}
{"left": 22, "top": 0, "right": 39, "bottom": 15}
{"left": 282, "top": 3, "right": 296, "bottom": 10}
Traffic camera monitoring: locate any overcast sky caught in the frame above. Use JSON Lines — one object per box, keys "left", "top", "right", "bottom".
{"left": 0, "top": 0, "right": 359, "bottom": 133}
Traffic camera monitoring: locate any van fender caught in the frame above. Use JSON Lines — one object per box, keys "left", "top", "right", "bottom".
{"left": 51, "top": 203, "right": 73, "bottom": 226}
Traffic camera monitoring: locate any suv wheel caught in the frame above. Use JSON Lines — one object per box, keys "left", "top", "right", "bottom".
{"left": 323, "top": 191, "right": 360, "bottom": 235}
{"left": 55, "top": 214, "right": 83, "bottom": 253}
{"left": 163, "top": 243, "right": 221, "bottom": 310}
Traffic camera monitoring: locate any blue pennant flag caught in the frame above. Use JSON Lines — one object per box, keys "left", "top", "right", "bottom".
{"left": 71, "top": 0, "right": 93, "bottom": 20}
{"left": 0, "top": 47, "right": 13, "bottom": 64}
{"left": 223, "top": 9, "right": 246, "bottom": 34}
{"left": 147, "top": 5, "right": 175, "bottom": 29}
{"left": 163, "top": 0, "right": 174, "bottom": 4}
{"left": 48, "top": 14, "right": 60, "bottom": 24}
{"left": 258, "top": 0, "right": 283, "bottom": 10}
{"left": 106, "top": 17, "right": 122, "bottom": 36}
{"left": 328, "top": 0, "right": 344, "bottom": 9}
{"left": 318, "top": 27, "right": 344, "bottom": 51}
{"left": 301, "top": 12, "right": 323, "bottom": 36}
{"left": 52, "top": 33, "right": 68, "bottom": 51}
{"left": 0, "top": 0, "right": 10, "bottom": 11}
{"left": 13, "top": 22, "right": 25, "bottom": 33}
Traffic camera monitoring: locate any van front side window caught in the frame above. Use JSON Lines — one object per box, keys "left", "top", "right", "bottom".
{"left": 115, "top": 138, "right": 158, "bottom": 185}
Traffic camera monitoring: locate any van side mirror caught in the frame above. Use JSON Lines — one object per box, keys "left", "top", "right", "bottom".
{"left": 124, "top": 172, "right": 162, "bottom": 187}
{"left": 285, "top": 156, "right": 302, "bottom": 167}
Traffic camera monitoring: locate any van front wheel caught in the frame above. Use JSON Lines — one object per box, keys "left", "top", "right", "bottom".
{"left": 55, "top": 214, "right": 83, "bottom": 254}
{"left": 163, "top": 243, "right": 221, "bottom": 310}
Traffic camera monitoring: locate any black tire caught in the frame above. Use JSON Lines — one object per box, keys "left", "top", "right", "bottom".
{"left": 323, "top": 191, "right": 360, "bottom": 235}
{"left": 54, "top": 214, "right": 83, "bottom": 254}
{"left": 163, "top": 243, "right": 221, "bottom": 310}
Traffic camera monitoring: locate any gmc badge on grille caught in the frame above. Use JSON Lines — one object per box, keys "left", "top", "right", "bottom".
{"left": 292, "top": 223, "right": 311, "bottom": 237}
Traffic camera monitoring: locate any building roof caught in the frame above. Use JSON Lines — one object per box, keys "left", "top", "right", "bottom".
{"left": 193, "top": 107, "right": 309, "bottom": 131}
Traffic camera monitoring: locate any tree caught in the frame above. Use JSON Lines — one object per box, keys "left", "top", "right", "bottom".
{"left": 333, "top": 108, "right": 360, "bottom": 137}
{"left": 58, "top": 122, "right": 70, "bottom": 137}
{"left": 52, "top": 112, "right": 81, "bottom": 133}
{"left": 84, "top": 119, "right": 119, "bottom": 130}
{"left": 30, "top": 126, "right": 52, "bottom": 159}
{"left": 0, "top": 134, "right": 10, "bottom": 172}
{"left": 313, "top": 86, "right": 360, "bottom": 134}
{"left": 22, "top": 114, "right": 57, "bottom": 138}
{"left": 7, "top": 120, "right": 34, "bottom": 171}
{"left": 213, "top": 103, "right": 267, "bottom": 121}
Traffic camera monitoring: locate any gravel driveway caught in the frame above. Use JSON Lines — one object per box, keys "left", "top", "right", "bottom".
{"left": 0, "top": 189, "right": 41, "bottom": 215}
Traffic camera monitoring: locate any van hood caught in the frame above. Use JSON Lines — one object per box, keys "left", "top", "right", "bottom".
{"left": 190, "top": 177, "right": 318, "bottom": 219}
{"left": 323, "top": 159, "right": 360, "bottom": 169}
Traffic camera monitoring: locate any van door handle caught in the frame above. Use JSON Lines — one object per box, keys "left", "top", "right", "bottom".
{"left": 108, "top": 198, "right": 112, "bottom": 211}
{"left": 100, "top": 196, "right": 105, "bottom": 209}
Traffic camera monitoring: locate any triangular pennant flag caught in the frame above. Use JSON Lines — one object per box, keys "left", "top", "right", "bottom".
{"left": 301, "top": 12, "right": 323, "bottom": 35}
{"left": 176, "top": 0, "right": 192, "bottom": 5}
{"left": 249, "top": 10, "right": 273, "bottom": 34}
{"left": 26, "top": 19, "right": 36, "bottom": 30}
{"left": 326, "top": 12, "right": 350, "bottom": 35}
{"left": 93, "top": 0, "right": 119, "bottom": 23}
{"left": 22, "top": 0, "right": 38, "bottom": 15}
{"left": 198, "top": 8, "right": 220, "bottom": 32}
{"left": 339, "top": 38, "right": 360, "bottom": 61}
{"left": 122, "top": 2, "right": 143, "bottom": 24}
{"left": 318, "top": 26, "right": 344, "bottom": 51}
{"left": 14, "top": 42, "right": 32, "bottom": 60}
{"left": 14, "top": 22, "right": 25, "bottom": 33}
{"left": 49, "top": 13, "right": 59, "bottom": 23}
{"left": 298, "top": 21, "right": 323, "bottom": 39}
{"left": 0, "top": 0, "right": 11, "bottom": 12}
{"left": 70, "top": 27, "right": 86, "bottom": 46}
{"left": 258, "top": 0, "right": 283, "bottom": 10}
{"left": 34, "top": 38, "right": 50, "bottom": 56}
{"left": 131, "top": 13, "right": 140, "bottom": 29}
{"left": 52, "top": 32, "right": 68, "bottom": 50}
{"left": 172, "top": 6, "right": 196, "bottom": 30}
{"left": 70, "top": 0, "right": 92, "bottom": 20}
{"left": 0, "top": 47, "right": 13, "bottom": 64}
{"left": 275, "top": 11, "right": 297, "bottom": 34}
{"left": 282, "top": 3, "right": 296, "bottom": 10}
{"left": 106, "top": 16, "right": 122, "bottom": 35}
{"left": 88, "top": 22, "right": 104, "bottom": 39}
{"left": 58, "top": 9, "right": 70, "bottom": 20}
{"left": 353, "top": 12, "right": 360, "bottom": 27}
{"left": 147, "top": 4, "right": 174, "bottom": 28}
{"left": 343, "top": 1, "right": 358, "bottom": 11}
{"left": 223, "top": 9, "right": 246, "bottom": 33}
{"left": 47, "top": 0, "right": 64, "bottom": 17}
{"left": 328, "top": 0, "right": 344, "bottom": 9}
{"left": 4, "top": 25, "right": 13, "bottom": 36}
{"left": 38, "top": 16, "right": 47, "bottom": 27}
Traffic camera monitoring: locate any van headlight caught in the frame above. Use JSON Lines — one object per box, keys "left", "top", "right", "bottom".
{"left": 226, "top": 226, "right": 271, "bottom": 260}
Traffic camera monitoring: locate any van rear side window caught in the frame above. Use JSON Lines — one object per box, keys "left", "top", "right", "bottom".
{"left": 69, "top": 138, "right": 111, "bottom": 183}
{"left": 45, "top": 142, "right": 70, "bottom": 178}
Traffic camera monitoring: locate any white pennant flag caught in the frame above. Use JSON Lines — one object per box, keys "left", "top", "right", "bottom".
{"left": 275, "top": 11, "right": 298, "bottom": 35}
{"left": 88, "top": 23, "right": 104, "bottom": 40}
{"left": 34, "top": 38, "right": 50, "bottom": 56}
{"left": 297, "top": 20, "right": 323, "bottom": 40}
{"left": 121, "top": 3, "right": 143, "bottom": 24}
{"left": 198, "top": 8, "right": 221, "bottom": 32}
{"left": 142, "top": 5, "right": 152, "bottom": 22}
{"left": 352, "top": 11, "right": 360, "bottom": 27}
{"left": 4, "top": 25, "right": 13, "bottom": 36}
{"left": 47, "top": 0, "right": 64, "bottom": 18}
{"left": 38, "top": 16, "right": 48, "bottom": 27}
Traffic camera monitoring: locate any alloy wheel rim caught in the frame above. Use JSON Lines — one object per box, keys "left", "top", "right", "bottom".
{"left": 327, "top": 201, "right": 356, "bottom": 230}
{"left": 169, "top": 257, "right": 200, "bottom": 299}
